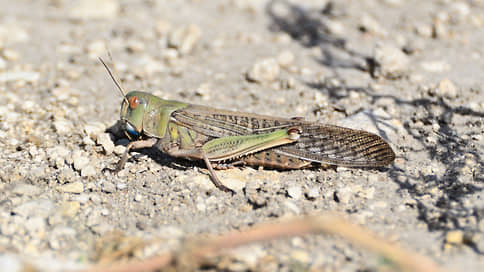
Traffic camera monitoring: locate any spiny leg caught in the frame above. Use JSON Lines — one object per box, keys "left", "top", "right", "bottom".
{"left": 106, "top": 138, "right": 158, "bottom": 173}
{"left": 201, "top": 150, "right": 234, "bottom": 194}
{"left": 212, "top": 160, "right": 246, "bottom": 170}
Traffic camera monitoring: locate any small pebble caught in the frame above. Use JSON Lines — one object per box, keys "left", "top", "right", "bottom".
{"left": 306, "top": 187, "right": 320, "bottom": 200}
{"left": 187, "top": 175, "right": 213, "bottom": 191}
{"left": 51, "top": 146, "right": 70, "bottom": 159}
{"left": 283, "top": 200, "right": 300, "bottom": 214}
{"left": 126, "top": 39, "right": 145, "bottom": 53}
{"left": 86, "top": 210, "right": 102, "bottom": 227}
{"left": 432, "top": 18, "right": 449, "bottom": 39}
{"left": 96, "top": 133, "right": 114, "bottom": 155}
{"left": 325, "top": 19, "right": 345, "bottom": 35}
{"left": 84, "top": 122, "right": 106, "bottom": 140}
{"left": 0, "top": 254, "right": 23, "bottom": 272}
{"left": 436, "top": 78, "right": 458, "bottom": 98}
{"left": 276, "top": 50, "right": 295, "bottom": 68}
{"left": 69, "top": 0, "right": 119, "bottom": 20}
{"left": 0, "top": 71, "right": 40, "bottom": 83}
{"left": 116, "top": 183, "right": 126, "bottom": 190}
{"left": 223, "top": 177, "right": 246, "bottom": 192}
{"left": 383, "top": 0, "right": 403, "bottom": 6}
{"left": 373, "top": 43, "right": 409, "bottom": 78}
{"left": 287, "top": 185, "right": 302, "bottom": 200}
{"left": 290, "top": 250, "right": 310, "bottom": 264}
{"left": 247, "top": 58, "right": 280, "bottom": 82}
{"left": 449, "top": 2, "right": 470, "bottom": 18}
{"left": 420, "top": 60, "right": 450, "bottom": 73}
{"left": 358, "top": 187, "right": 375, "bottom": 200}
{"left": 334, "top": 187, "right": 353, "bottom": 204}
{"left": 0, "top": 24, "right": 29, "bottom": 43}
{"left": 0, "top": 57, "right": 6, "bottom": 69}
{"left": 100, "top": 208, "right": 110, "bottom": 216}
{"left": 113, "top": 144, "right": 126, "bottom": 155}
{"left": 162, "top": 48, "right": 179, "bottom": 60}
{"left": 52, "top": 86, "right": 78, "bottom": 102}
{"left": 194, "top": 83, "right": 212, "bottom": 99}
{"left": 59, "top": 182, "right": 84, "bottom": 194}
{"left": 81, "top": 165, "right": 96, "bottom": 177}
{"left": 446, "top": 230, "right": 464, "bottom": 245}
{"left": 154, "top": 20, "right": 172, "bottom": 36}
{"left": 414, "top": 23, "right": 433, "bottom": 38}
{"left": 229, "top": 245, "right": 265, "bottom": 268}
{"left": 2, "top": 49, "right": 20, "bottom": 61}
{"left": 102, "top": 181, "right": 116, "bottom": 193}
{"left": 53, "top": 119, "right": 72, "bottom": 135}
{"left": 25, "top": 216, "right": 46, "bottom": 234}
{"left": 360, "top": 14, "right": 387, "bottom": 36}
{"left": 61, "top": 201, "right": 81, "bottom": 217}
{"left": 72, "top": 194, "right": 90, "bottom": 204}
{"left": 168, "top": 24, "right": 202, "bottom": 55}
{"left": 196, "top": 199, "right": 206, "bottom": 212}
{"left": 86, "top": 40, "right": 106, "bottom": 59}
{"left": 134, "top": 194, "right": 143, "bottom": 202}
{"left": 82, "top": 136, "right": 95, "bottom": 146}
{"left": 12, "top": 183, "right": 41, "bottom": 196}
{"left": 13, "top": 200, "right": 55, "bottom": 218}
{"left": 72, "top": 154, "right": 89, "bottom": 171}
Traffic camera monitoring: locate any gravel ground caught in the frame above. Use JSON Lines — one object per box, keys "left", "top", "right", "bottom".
{"left": 0, "top": 0, "right": 483, "bottom": 271}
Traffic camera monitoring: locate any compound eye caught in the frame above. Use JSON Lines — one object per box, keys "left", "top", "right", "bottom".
{"left": 128, "top": 96, "right": 139, "bottom": 109}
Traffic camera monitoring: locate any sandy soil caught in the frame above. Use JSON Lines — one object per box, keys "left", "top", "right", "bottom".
{"left": 0, "top": 0, "right": 483, "bottom": 271}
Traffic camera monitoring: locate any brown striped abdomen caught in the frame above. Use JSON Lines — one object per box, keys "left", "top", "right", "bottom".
{"left": 242, "top": 150, "right": 312, "bottom": 169}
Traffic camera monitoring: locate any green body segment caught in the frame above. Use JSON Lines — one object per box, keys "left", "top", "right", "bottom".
{"left": 121, "top": 91, "right": 188, "bottom": 139}
{"left": 201, "top": 128, "right": 297, "bottom": 161}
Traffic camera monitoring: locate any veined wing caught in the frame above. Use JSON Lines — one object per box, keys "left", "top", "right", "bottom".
{"left": 171, "top": 105, "right": 296, "bottom": 137}
{"left": 172, "top": 105, "right": 395, "bottom": 167}
{"left": 276, "top": 124, "right": 395, "bottom": 167}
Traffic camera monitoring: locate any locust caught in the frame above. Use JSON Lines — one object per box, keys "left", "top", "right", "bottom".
{"left": 100, "top": 58, "right": 395, "bottom": 193}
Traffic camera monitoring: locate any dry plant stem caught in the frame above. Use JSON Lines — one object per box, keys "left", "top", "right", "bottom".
{"left": 82, "top": 214, "right": 444, "bottom": 272}
{"left": 82, "top": 253, "right": 173, "bottom": 272}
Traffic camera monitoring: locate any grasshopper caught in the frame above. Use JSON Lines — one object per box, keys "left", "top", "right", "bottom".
{"left": 100, "top": 58, "right": 395, "bottom": 193}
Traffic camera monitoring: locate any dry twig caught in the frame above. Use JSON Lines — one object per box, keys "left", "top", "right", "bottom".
{"left": 82, "top": 213, "right": 444, "bottom": 272}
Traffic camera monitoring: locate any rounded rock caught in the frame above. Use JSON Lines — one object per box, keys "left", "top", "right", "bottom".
{"left": 81, "top": 165, "right": 96, "bottom": 177}
{"left": 276, "top": 50, "right": 295, "bottom": 68}
{"left": 61, "top": 201, "right": 81, "bottom": 217}
{"left": 287, "top": 185, "right": 302, "bottom": 200}
{"left": 53, "top": 119, "right": 72, "bottom": 135}
{"left": 436, "top": 78, "right": 458, "bottom": 98}
{"left": 59, "top": 181, "right": 84, "bottom": 194}
{"left": 306, "top": 187, "right": 320, "bottom": 200}
{"left": 69, "top": 0, "right": 119, "bottom": 20}
{"left": 373, "top": 43, "right": 409, "bottom": 79}
{"left": 247, "top": 58, "right": 280, "bottom": 83}
{"left": 73, "top": 155, "right": 89, "bottom": 171}
{"left": 96, "top": 133, "right": 115, "bottom": 155}
{"left": 168, "top": 24, "right": 202, "bottom": 55}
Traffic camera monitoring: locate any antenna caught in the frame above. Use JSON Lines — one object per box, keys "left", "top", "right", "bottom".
{"left": 99, "top": 56, "right": 128, "bottom": 105}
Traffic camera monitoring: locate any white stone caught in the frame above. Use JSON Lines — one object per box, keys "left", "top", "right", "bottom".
{"left": 169, "top": 24, "right": 202, "bottom": 55}
{"left": 69, "top": 0, "right": 119, "bottom": 20}
{"left": 59, "top": 182, "right": 84, "bottom": 194}
{"left": 287, "top": 185, "right": 302, "bottom": 200}
{"left": 96, "top": 133, "right": 114, "bottom": 155}
{"left": 247, "top": 58, "right": 280, "bottom": 82}
{"left": 0, "top": 71, "right": 40, "bottom": 83}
